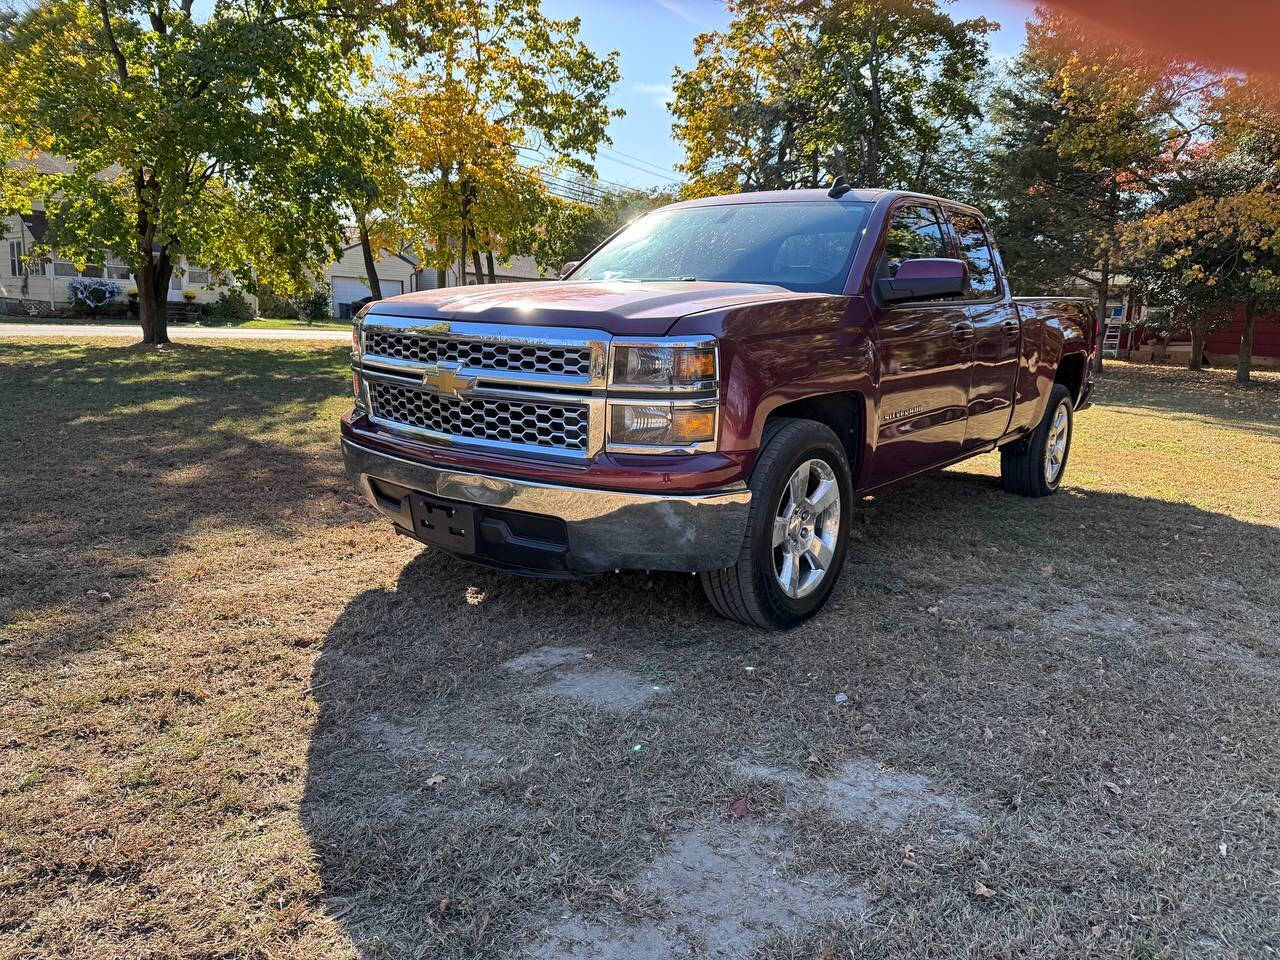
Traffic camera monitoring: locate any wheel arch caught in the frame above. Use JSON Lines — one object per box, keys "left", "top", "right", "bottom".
{"left": 761, "top": 390, "right": 868, "bottom": 488}
{"left": 1055, "top": 350, "right": 1087, "bottom": 408}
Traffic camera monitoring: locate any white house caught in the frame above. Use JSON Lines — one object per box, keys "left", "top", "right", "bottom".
{"left": 324, "top": 245, "right": 553, "bottom": 318}
{"left": 325, "top": 243, "right": 422, "bottom": 319}
{"left": 1, "top": 209, "right": 253, "bottom": 316}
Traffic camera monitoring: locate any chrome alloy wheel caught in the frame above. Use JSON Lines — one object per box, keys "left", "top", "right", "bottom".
{"left": 772, "top": 458, "right": 841, "bottom": 600}
{"left": 1044, "top": 400, "right": 1071, "bottom": 485}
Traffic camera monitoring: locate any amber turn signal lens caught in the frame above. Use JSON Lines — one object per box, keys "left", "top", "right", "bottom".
{"left": 671, "top": 407, "right": 715, "bottom": 441}
{"left": 673, "top": 349, "right": 716, "bottom": 383}
{"left": 352, "top": 370, "right": 362, "bottom": 398}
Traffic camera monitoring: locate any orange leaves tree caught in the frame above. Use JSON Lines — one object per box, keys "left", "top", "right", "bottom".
{"left": 989, "top": 9, "right": 1204, "bottom": 369}
{"left": 1125, "top": 78, "right": 1280, "bottom": 381}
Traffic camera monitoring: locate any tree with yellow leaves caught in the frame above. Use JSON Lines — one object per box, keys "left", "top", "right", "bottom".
{"left": 381, "top": 0, "right": 620, "bottom": 285}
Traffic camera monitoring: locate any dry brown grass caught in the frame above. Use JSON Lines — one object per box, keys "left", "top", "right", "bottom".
{"left": 1, "top": 343, "right": 1277, "bottom": 960}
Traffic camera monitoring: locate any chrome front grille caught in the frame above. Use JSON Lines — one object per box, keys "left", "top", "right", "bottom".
{"left": 366, "top": 330, "right": 591, "bottom": 377}
{"left": 368, "top": 380, "right": 590, "bottom": 452}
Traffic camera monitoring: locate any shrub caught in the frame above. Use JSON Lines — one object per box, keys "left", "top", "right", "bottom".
{"left": 256, "top": 284, "right": 298, "bottom": 319}
{"left": 207, "top": 288, "right": 255, "bottom": 322}
{"left": 292, "top": 280, "right": 332, "bottom": 323}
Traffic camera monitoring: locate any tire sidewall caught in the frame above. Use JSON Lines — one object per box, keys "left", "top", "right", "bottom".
{"left": 748, "top": 427, "right": 853, "bottom": 625}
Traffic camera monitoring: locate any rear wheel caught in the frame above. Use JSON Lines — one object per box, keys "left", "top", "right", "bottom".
{"left": 701, "top": 419, "right": 852, "bottom": 628}
{"left": 1000, "top": 384, "right": 1073, "bottom": 497}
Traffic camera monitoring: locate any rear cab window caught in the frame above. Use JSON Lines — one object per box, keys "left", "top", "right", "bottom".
{"left": 945, "top": 209, "right": 1001, "bottom": 300}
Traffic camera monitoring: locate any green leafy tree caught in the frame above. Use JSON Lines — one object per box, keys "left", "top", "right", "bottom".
{"left": 0, "top": 0, "right": 436, "bottom": 343}
{"left": 670, "top": 0, "right": 997, "bottom": 197}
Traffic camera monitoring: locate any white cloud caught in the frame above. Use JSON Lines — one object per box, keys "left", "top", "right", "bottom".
{"left": 656, "top": 0, "right": 701, "bottom": 25}
{"left": 634, "top": 83, "right": 674, "bottom": 109}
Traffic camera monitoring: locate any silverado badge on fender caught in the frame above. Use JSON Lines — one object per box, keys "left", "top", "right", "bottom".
{"left": 421, "top": 361, "right": 476, "bottom": 400}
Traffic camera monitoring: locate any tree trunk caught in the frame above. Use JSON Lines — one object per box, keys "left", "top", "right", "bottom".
{"left": 136, "top": 251, "right": 172, "bottom": 345}
{"left": 486, "top": 250, "right": 496, "bottom": 284}
{"left": 1093, "top": 255, "right": 1110, "bottom": 376}
{"left": 470, "top": 240, "right": 485, "bottom": 285}
{"left": 134, "top": 175, "right": 170, "bottom": 345}
{"left": 459, "top": 229, "right": 468, "bottom": 286}
{"left": 1237, "top": 300, "right": 1256, "bottom": 383}
{"left": 1190, "top": 323, "right": 1206, "bottom": 371}
{"left": 861, "top": 19, "right": 883, "bottom": 185}
{"left": 436, "top": 267, "right": 446, "bottom": 289}
{"left": 357, "top": 214, "right": 383, "bottom": 301}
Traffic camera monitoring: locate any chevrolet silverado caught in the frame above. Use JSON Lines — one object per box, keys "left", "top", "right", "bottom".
{"left": 341, "top": 187, "right": 1096, "bottom": 627}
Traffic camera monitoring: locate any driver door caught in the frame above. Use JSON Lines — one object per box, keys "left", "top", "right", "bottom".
{"left": 868, "top": 202, "right": 974, "bottom": 486}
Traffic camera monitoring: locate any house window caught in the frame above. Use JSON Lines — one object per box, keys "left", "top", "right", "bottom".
{"left": 8, "top": 240, "right": 22, "bottom": 276}
{"left": 82, "top": 264, "right": 105, "bottom": 278}
{"left": 169, "top": 272, "right": 183, "bottom": 290}
{"left": 107, "top": 264, "right": 131, "bottom": 280}
{"left": 187, "top": 268, "right": 211, "bottom": 285}
{"left": 53, "top": 260, "right": 78, "bottom": 277}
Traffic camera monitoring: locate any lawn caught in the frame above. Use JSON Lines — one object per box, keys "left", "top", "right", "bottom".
{"left": 1, "top": 343, "right": 1277, "bottom": 960}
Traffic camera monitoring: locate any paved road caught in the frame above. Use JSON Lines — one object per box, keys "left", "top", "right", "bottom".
{"left": 0, "top": 323, "right": 349, "bottom": 342}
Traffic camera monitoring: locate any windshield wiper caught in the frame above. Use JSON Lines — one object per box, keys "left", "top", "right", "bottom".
{"left": 623, "top": 276, "right": 698, "bottom": 282}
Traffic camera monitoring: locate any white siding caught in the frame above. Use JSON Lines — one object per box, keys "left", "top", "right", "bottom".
{"left": 324, "top": 244, "right": 417, "bottom": 316}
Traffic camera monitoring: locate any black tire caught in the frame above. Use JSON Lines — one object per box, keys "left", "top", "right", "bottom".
{"left": 700, "top": 418, "right": 853, "bottom": 628}
{"left": 1000, "top": 383, "right": 1074, "bottom": 497}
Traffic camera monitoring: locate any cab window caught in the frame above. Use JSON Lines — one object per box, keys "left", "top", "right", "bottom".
{"left": 877, "top": 204, "right": 949, "bottom": 280}
{"left": 947, "top": 211, "right": 1000, "bottom": 299}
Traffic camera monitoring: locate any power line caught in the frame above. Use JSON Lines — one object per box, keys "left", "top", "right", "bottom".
{"left": 599, "top": 144, "right": 679, "bottom": 179}
{"left": 517, "top": 147, "right": 679, "bottom": 193}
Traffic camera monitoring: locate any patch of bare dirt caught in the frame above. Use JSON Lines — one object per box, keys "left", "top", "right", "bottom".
{"left": 527, "top": 824, "right": 866, "bottom": 959}
{"left": 736, "top": 759, "right": 980, "bottom": 834}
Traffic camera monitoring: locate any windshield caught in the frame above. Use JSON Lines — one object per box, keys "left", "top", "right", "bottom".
{"left": 572, "top": 201, "right": 873, "bottom": 294}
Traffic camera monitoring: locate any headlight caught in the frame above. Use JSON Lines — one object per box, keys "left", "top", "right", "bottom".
{"left": 608, "top": 401, "right": 716, "bottom": 449}
{"left": 609, "top": 339, "right": 716, "bottom": 390}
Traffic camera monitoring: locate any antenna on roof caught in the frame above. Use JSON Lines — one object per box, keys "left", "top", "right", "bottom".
{"left": 828, "top": 175, "right": 852, "bottom": 199}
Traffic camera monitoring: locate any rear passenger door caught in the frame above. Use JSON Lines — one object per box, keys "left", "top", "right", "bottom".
{"left": 868, "top": 201, "right": 974, "bottom": 487}
{"left": 945, "top": 209, "right": 1021, "bottom": 447}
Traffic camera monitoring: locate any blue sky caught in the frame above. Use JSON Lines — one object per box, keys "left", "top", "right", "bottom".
{"left": 540, "top": 0, "right": 1035, "bottom": 190}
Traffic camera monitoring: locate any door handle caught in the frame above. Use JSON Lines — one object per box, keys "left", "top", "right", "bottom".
{"left": 1002, "top": 319, "right": 1020, "bottom": 337}
{"left": 951, "top": 321, "right": 974, "bottom": 340}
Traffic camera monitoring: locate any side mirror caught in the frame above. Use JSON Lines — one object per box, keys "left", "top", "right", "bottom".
{"left": 560, "top": 260, "right": 580, "bottom": 279}
{"left": 877, "top": 258, "right": 967, "bottom": 303}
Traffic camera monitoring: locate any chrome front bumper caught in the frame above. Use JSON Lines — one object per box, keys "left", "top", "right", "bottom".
{"left": 342, "top": 438, "right": 752, "bottom": 574}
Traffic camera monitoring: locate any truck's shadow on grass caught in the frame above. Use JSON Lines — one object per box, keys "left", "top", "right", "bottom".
{"left": 301, "top": 471, "right": 1280, "bottom": 958}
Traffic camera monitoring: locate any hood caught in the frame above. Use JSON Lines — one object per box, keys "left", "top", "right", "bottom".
{"left": 360, "top": 280, "right": 821, "bottom": 337}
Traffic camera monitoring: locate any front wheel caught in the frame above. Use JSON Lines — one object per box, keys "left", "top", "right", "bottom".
{"left": 1000, "top": 383, "right": 1074, "bottom": 497}
{"left": 701, "top": 419, "right": 852, "bottom": 628}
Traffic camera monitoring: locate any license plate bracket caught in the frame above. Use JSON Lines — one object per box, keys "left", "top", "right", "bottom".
{"left": 409, "top": 493, "right": 479, "bottom": 554}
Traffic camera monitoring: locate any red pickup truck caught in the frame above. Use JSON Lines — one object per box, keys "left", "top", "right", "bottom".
{"left": 341, "top": 188, "right": 1095, "bottom": 627}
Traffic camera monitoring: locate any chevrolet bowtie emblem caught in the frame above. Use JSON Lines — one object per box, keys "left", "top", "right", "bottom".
{"left": 420, "top": 361, "right": 476, "bottom": 399}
